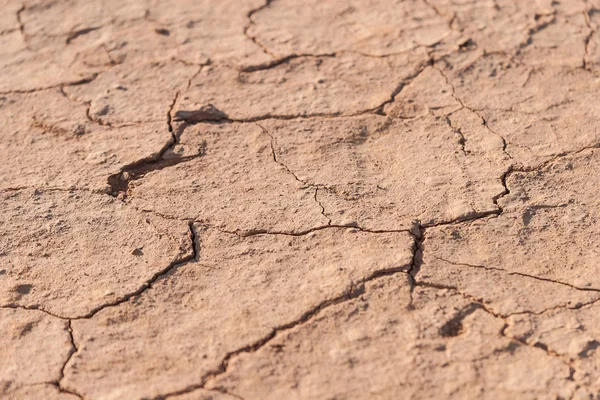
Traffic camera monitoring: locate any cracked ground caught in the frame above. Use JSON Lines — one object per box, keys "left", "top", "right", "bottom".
{"left": 2, "top": 0, "right": 600, "bottom": 399}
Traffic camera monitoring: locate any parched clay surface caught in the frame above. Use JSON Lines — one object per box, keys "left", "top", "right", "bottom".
{"left": 438, "top": 51, "right": 600, "bottom": 167}
{"left": 173, "top": 51, "right": 429, "bottom": 121}
{"left": 127, "top": 122, "right": 328, "bottom": 234}
{"left": 62, "top": 61, "right": 197, "bottom": 126}
{"left": 507, "top": 302, "right": 600, "bottom": 398}
{"left": 128, "top": 114, "right": 507, "bottom": 232}
{"left": 0, "top": 89, "right": 170, "bottom": 192}
{"left": 62, "top": 227, "right": 413, "bottom": 399}
{"left": 0, "top": 188, "right": 193, "bottom": 318}
{"left": 208, "top": 276, "right": 575, "bottom": 400}
{"left": 246, "top": 0, "right": 458, "bottom": 57}
{"left": 0, "top": 308, "right": 73, "bottom": 397}
{"left": 419, "top": 149, "right": 600, "bottom": 310}
{"left": 2, "top": 0, "right": 600, "bottom": 399}
{"left": 263, "top": 114, "right": 506, "bottom": 229}
{"left": 3, "top": 384, "right": 79, "bottom": 400}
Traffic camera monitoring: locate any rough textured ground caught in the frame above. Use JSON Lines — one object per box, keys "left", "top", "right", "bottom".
{"left": 2, "top": 0, "right": 600, "bottom": 399}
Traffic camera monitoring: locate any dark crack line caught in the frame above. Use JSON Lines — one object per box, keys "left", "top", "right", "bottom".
{"left": 314, "top": 187, "right": 332, "bottom": 225}
{"left": 407, "top": 222, "right": 425, "bottom": 280}
{"left": 0, "top": 75, "right": 98, "bottom": 96}
{"left": 512, "top": 296, "right": 600, "bottom": 318}
{"left": 257, "top": 121, "right": 332, "bottom": 225}
{"left": 406, "top": 221, "right": 425, "bottom": 307}
{"left": 374, "top": 57, "right": 434, "bottom": 115}
{"left": 0, "top": 304, "right": 68, "bottom": 321}
{"left": 243, "top": 0, "right": 277, "bottom": 59}
{"left": 491, "top": 165, "right": 511, "bottom": 214}
{"left": 55, "top": 320, "right": 84, "bottom": 399}
{"left": 434, "top": 256, "right": 600, "bottom": 294}
{"left": 241, "top": 52, "right": 335, "bottom": 72}
{"left": 15, "top": 4, "right": 30, "bottom": 51}
{"left": 240, "top": 48, "right": 429, "bottom": 73}
{"left": 166, "top": 89, "right": 179, "bottom": 138}
{"left": 583, "top": 3, "right": 596, "bottom": 70}
{"left": 257, "top": 122, "right": 305, "bottom": 184}
{"left": 189, "top": 223, "right": 201, "bottom": 261}
{"left": 433, "top": 65, "right": 512, "bottom": 159}
{"left": 423, "top": 208, "right": 503, "bottom": 229}
{"left": 444, "top": 111, "right": 468, "bottom": 155}
{"left": 211, "top": 223, "right": 411, "bottom": 239}
{"left": 2, "top": 186, "right": 104, "bottom": 195}
{"left": 106, "top": 66, "right": 205, "bottom": 197}
{"left": 60, "top": 83, "right": 120, "bottom": 129}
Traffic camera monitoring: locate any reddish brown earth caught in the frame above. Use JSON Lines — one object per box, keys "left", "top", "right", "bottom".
{"left": 2, "top": 0, "right": 600, "bottom": 399}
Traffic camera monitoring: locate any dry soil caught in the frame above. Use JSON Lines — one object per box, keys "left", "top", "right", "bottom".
{"left": 2, "top": 0, "right": 600, "bottom": 399}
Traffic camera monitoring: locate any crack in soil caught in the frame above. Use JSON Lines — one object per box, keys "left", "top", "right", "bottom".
{"left": 314, "top": 187, "right": 332, "bottom": 225}
{"left": 15, "top": 4, "right": 30, "bottom": 51}
{"left": 243, "top": 0, "right": 277, "bottom": 59}
{"left": 433, "top": 65, "right": 512, "bottom": 159}
{"left": 434, "top": 256, "right": 600, "bottom": 294}
{"left": 105, "top": 66, "right": 204, "bottom": 197}
{"left": 0, "top": 75, "right": 98, "bottom": 96}
{"left": 55, "top": 320, "right": 84, "bottom": 399}
{"left": 414, "top": 280, "right": 577, "bottom": 375}
{"left": 583, "top": 2, "right": 596, "bottom": 70}
{"left": 215, "top": 223, "right": 411, "bottom": 239}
